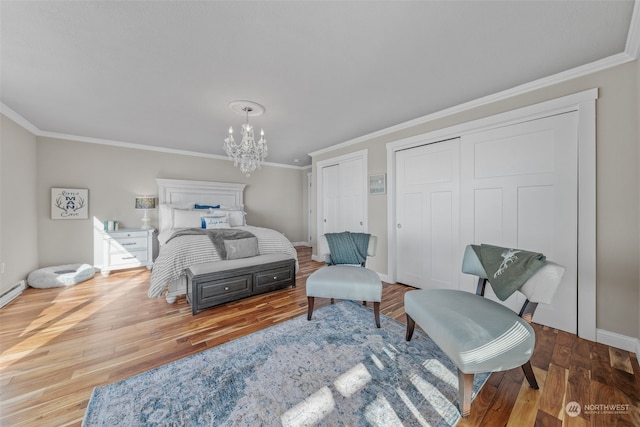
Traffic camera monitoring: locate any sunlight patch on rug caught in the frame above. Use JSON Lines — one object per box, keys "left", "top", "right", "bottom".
{"left": 83, "top": 301, "right": 488, "bottom": 426}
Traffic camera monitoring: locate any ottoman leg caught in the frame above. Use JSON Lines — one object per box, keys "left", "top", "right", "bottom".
{"left": 522, "top": 361, "right": 539, "bottom": 389}
{"left": 307, "top": 296, "right": 315, "bottom": 320}
{"left": 405, "top": 314, "right": 416, "bottom": 341}
{"left": 373, "top": 302, "right": 380, "bottom": 328}
{"left": 458, "top": 369, "right": 473, "bottom": 417}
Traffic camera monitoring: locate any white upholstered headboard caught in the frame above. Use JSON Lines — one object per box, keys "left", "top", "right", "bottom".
{"left": 156, "top": 178, "right": 246, "bottom": 232}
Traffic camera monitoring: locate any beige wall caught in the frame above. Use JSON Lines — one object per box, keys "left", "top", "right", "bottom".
{"left": 0, "top": 115, "right": 39, "bottom": 295}
{"left": 637, "top": 59, "right": 640, "bottom": 344}
{"left": 35, "top": 137, "right": 307, "bottom": 267}
{"left": 312, "top": 60, "right": 640, "bottom": 338}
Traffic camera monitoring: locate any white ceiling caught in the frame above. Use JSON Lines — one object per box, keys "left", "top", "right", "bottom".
{"left": 1, "top": 1, "right": 637, "bottom": 168}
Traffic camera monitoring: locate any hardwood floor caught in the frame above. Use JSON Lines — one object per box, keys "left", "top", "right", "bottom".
{"left": 1, "top": 246, "right": 638, "bottom": 426}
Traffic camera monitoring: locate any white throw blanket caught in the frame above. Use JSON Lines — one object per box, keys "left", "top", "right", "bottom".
{"left": 149, "top": 226, "right": 298, "bottom": 298}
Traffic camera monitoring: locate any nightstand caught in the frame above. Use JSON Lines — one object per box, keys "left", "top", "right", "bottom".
{"left": 94, "top": 228, "right": 155, "bottom": 277}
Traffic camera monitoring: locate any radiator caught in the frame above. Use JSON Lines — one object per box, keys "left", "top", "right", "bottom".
{"left": 0, "top": 280, "right": 26, "bottom": 308}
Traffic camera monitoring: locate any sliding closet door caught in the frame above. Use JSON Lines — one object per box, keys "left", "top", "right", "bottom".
{"left": 460, "top": 112, "right": 578, "bottom": 333}
{"left": 395, "top": 139, "right": 460, "bottom": 289}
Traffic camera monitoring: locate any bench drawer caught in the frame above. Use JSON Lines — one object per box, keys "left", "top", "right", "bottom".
{"left": 194, "top": 275, "right": 252, "bottom": 307}
{"left": 254, "top": 265, "right": 294, "bottom": 292}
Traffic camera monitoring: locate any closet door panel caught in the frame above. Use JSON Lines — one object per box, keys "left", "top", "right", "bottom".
{"left": 319, "top": 157, "right": 366, "bottom": 256}
{"left": 396, "top": 139, "right": 460, "bottom": 289}
{"left": 461, "top": 112, "right": 578, "bottom": 333}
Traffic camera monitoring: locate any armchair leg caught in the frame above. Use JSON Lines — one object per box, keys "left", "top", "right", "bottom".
{"left": 458, "top": 369, "right": 473, "bottom": 418}
{"left": 307, "top": 297, "right": 315, "bottom": 321}
{"left": 373, "top": 302, "right": 380, "bottom": 328}
{"left": 521, "top": 361, "right": 539, "bottom": 389}
{"left": 405, "top": 314, "right": 416, "bottom": 341}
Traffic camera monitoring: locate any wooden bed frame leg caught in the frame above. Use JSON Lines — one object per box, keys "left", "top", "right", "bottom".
{"left": 330, "top": 298, "right": 335, "bottom": 304}
{"left": 522, "top": 361, "right": 539, "bottom": 389}
{"left": 458, "top": 369, "right": 473, "bottom": 418}
{"left": 307, "top": 297, "right": 315, "bottom": 321}
{"left": 405, "top": 314, "right": 415, "bottom": 341}
{"left": 373, "top": 302, "right": 380, "bottom": 328}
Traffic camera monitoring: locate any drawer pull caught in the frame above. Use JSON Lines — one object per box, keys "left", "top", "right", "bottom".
{"left": 273, "top": 276, "right": 278, "bottom": 280}
{"left": 224, "top": 286, "right": 230, "bottom": 291}
{"left": 121, "top": 243, "right": 136, "bottom": 246}
{"left": 122, "top": 256, "right": 136, "bottom": 260}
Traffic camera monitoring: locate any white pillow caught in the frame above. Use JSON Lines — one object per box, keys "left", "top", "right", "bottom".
{"left": 159, "top": 204, "right": 174, "bottom": 232}
{"left": 173, "top": 209, "right": 204, "bottom": 229}
{"left": 201, "top": 214, "right": 230, "bottom": 229}
{"left": 209, "top": 209, "right": 246, "bottom": 227}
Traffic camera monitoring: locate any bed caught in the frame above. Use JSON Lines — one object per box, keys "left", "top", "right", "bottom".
{"left": 149, "top": 178, "right": 299, "bottom": 303}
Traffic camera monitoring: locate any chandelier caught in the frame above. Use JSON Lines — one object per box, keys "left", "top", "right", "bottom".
{"left": 223, "top": 100, "right": 268, "bottom": 177}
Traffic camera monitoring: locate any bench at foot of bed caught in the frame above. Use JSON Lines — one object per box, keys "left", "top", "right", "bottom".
{"left": 186, "top": 253, "right": 296, "bottom": 315}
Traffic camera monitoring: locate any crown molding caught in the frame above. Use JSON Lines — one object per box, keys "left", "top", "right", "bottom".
{"left": 625, "top": 0, "right": 640, "bottom": 59}
{"left": 0, "top": 103, "right": 307, "bottom": 172}
{"left": 0, "top": 103, "right": 40, "bottom": 134}
{"left": 309, "top": 50, "right": 636, "bottom": 159}
{"left": 310, "top": 2, "right": 640, "bottom": 159}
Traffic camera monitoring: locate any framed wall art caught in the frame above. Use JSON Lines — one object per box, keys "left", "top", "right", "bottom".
{"left": 369, "top": 173, "right": 386, "bottom": 194}
{"left": 51, "top": 188, "right": 89, "bottom": 219}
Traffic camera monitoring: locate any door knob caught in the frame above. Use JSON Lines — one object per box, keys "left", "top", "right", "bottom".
{"left": 397, "top": 224, "right": 402, "bottom": 228}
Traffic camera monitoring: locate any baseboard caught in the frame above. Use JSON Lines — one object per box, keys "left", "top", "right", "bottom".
{"left": 0, "top": 280, "right": 26, "bottom": 308}
{"left": 596, "top": 328, "right": 639, "bottom": 353}
{"left": 311, "top": 254, "right": 324, "bottom": 262}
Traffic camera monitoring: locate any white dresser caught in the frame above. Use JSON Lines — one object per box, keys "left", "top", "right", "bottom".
{"left": 94, "top": 228, "right": 155, "bottom": 276}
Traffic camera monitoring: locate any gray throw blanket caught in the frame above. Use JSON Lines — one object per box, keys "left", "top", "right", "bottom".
{"left": 471, "top": 244, "right": 546, "bottom": 301}
{"left": 167, "top": 228, "right": 256, "bottom": 260}
{"left": 325, "top": 232, "right": 370, "bottom": 265}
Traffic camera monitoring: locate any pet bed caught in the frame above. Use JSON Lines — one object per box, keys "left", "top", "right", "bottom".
{"left": 27, "top": 264, "right": 95, "bottom": 288}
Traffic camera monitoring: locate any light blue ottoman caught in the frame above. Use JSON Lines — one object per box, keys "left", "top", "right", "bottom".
{"left": 306, "top": 265, "right": 382, "bottom": 327}
{"left": 404, "top": 244, "right": 565, "bottom": 417}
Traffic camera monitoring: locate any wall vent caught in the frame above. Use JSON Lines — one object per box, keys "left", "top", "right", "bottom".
{"left": 0, "top": 280, "right": 26, "bottom": 308}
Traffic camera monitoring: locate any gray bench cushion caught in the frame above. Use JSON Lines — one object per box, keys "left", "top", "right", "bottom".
{"left": 188, "top": 253, "right": 294, "bottom": 276}
{"left": 404, "top": 289, "right": 535, "bottom": 374}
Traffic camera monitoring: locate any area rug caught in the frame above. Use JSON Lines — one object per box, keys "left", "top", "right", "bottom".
{"left": 83, "top": 301, "right": 488, "bottom": 426}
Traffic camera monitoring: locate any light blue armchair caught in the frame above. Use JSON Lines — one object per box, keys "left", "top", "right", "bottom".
{"left": 306, "top": 234, "right": 382, "bottom": 327}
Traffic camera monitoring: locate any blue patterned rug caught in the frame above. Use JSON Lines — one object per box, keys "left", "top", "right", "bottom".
{"left": 83, "top": 301, "right": 488, "bottom": 426}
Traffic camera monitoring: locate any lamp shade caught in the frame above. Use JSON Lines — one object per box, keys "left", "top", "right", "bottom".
{"left": 135, "top": 196, "right": 156, "bottom": 210}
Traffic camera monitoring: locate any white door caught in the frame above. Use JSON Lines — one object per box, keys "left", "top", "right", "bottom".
{"left": 339, "top": 158, "right": 365, "bottom": 233}
{"left": 320, "top": 158, "right": 365, "bottom": 255}
{"left": 460, "top": 112, "right": 578, "bottom": 333}
{"left": 322, "top": 164, "right": 340, "bottom": 238}
{"left": 396, "top": 139, "right": 460, "bottom": 289}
